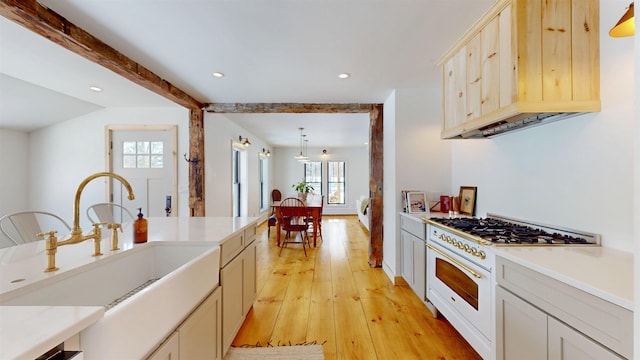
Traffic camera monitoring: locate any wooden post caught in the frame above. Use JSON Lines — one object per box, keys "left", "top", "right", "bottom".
{"left": 188, "top": 109, "right": 205, "bottom": 216}
{"left": 368, "top": 105, "right": 383, "bottom": 267}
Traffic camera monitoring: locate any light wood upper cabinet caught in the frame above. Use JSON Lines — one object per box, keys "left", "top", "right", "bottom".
{"left": 437, "top": 0, "right": 600, "bottom": 139}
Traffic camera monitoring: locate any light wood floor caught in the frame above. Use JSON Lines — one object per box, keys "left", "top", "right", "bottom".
{"left": 232, "top": 216, "right": 482, "bottom": 359}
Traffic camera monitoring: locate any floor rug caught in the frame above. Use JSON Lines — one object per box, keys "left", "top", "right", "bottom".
{"left": 224, "top": 345, "right": 324, "bottom": 359}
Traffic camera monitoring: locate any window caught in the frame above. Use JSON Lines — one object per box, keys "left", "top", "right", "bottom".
{"left": 327, "top": 161, "right": 345, "bottom": 204}
{"left": 304, "top": 161, "right": 322, "bottom": 195}
{"left": 259, "top": 157, "right": 268, "bottom": 210}
{"left": 122, "top": 141, "right": 164, "bottom": 168}
{"left": 232, "top": 149, "right": 240, "bottom": 217}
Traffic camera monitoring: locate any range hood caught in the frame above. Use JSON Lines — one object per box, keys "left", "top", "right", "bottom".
{"left": 436, "top": 0, "right": 600, "bottom": 141}
{"left": 450, "top": 112, "right": 587, "bottom": 139}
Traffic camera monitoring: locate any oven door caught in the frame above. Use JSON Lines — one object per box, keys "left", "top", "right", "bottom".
{"left": 426, "top": 241, "right": 491, "bottom": 339}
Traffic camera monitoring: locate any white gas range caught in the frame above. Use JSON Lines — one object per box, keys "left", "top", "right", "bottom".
{"left": 423, "top": 214, "right": 600, "bottom": 359}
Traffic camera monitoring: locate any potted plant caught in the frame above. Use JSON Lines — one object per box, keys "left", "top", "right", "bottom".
{"left": 292, "top": 180, "right": 314, "bottom": 201}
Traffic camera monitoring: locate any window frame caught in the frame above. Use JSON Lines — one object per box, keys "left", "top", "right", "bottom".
{"left": 304, "top": 161, "right": 322, "bottom": 196}
{"left": 327, "top": 161, "right": 346, "bottom": 205}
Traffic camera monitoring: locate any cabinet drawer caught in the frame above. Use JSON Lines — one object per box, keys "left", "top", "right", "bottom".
{"left": 496, "top": 257, "right": 633, "bottom": 359}
{"left": 244, "top": 224, "right": 257, "bottom": 245}
{"left": 399, "top": 214, "right": 425, "bottom": 239}
{"left": 219, "top": 232, "right": 244, "bottom": 267}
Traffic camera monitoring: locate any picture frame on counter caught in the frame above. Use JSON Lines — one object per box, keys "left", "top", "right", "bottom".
{"left": 406, "top": 191, "right": 427, "bottom": 214}
{"left": 401, "top": 190, "right": 420, "bottom": 212}
{"left": 459, "top": 186, "right": 477, "bottom": 216}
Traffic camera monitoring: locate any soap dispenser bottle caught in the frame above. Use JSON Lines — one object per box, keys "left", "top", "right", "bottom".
{"left": 134, "top": 207, "right": 148, "bottom": 243}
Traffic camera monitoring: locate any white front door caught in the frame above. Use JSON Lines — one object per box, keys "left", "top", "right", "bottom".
{"left": 108, "top": 126, "right": 177, "bottom": 217}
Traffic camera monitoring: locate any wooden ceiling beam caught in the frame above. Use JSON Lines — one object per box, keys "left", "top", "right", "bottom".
{"left": 203, "top": 103, "right": 380, "bottom": 113}
{"left": 0, "top": 0, "right": 202, "bottom": 111}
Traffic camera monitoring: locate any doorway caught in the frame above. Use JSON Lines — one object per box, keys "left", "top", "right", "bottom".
{"left": 107, "top": 125, "right": 178, "bottom": 217}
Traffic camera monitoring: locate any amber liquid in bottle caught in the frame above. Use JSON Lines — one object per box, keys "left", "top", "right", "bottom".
{"left": 134, "top": 208, "right": 148, "bottom": 243}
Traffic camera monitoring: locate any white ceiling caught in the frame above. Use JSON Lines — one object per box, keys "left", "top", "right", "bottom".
{"left": 0, "top": 0, "right": 494, "bottom": 146}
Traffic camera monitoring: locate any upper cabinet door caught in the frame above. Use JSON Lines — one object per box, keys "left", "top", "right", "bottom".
{"left": 442, "top": 48, "right": 467, "bottom": 132}
{"left": 466, "top": 33, "right": 481, "bottom": 122}
{"left": 480, "top": 15, "right": 500, "bottom": 116}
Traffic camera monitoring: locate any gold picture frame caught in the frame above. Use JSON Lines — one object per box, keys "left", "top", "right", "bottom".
{"left": 458, "top": 186, "right": 477, "bottom": 216}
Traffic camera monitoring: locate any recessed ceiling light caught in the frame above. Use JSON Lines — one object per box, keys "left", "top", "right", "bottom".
{"left": 364, "top": 142, "right": 369, "bottom": 145}
{"left": 212, "top": 72, "right": 225, "bottom": 78}
{"left": 338, "top": 73, "right": 350, "bottom": 79}
{"left": 89, "top": 86, "right": 102, "bottom": 92}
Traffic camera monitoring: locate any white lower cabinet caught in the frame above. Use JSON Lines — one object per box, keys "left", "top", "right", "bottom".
{"left": 548, "top": 316, "right": 622, "bottom": 360}
{"left": 496, "top": 256, "right": 630, "bottom": 360}
{"left": 496, "top": 286, "right": 547, "bottom": 360}
{"left": 400, "top": 229, "right": 425, "bottom": 297}
{"left": 497, "top": 286, "right": 623, "bottom": 360}
{"left": 147, "top": 331, "right": 179, "bottom": 360}
{"left": 399, "top": 213, "right": 426, "bottom": 300}
{"left": 242, "top": 240, "right": 257, "bottom": 313}
{"left": 221, "top": 227, "right": 257, "bottom": 356}
{"left": 148, "top": 286, "right": 222, "bottom": 360}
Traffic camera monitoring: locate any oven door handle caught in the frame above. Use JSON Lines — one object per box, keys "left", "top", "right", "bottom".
{"left": 426, "top": 243, "right": 482, "bottom": 279}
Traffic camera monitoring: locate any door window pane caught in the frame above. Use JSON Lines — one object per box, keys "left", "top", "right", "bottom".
{"left": 137, "top": 141, "right": 150, "bottom": 154}
{"left": 123, "top": 155, "right": 137, "bottom": 168}
{"left": 137, "top": 155, "right": 150, "bottom": 168}
{"left": 151, "top": 142, "right": 163, "bottom": 154}
{"left": 150, "top": 155, "right": 164, "bottom": 168}
{"left": 123, "top": 141, "right": 136, "bottom": 154}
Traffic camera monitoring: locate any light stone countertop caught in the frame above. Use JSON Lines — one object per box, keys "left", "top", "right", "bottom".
{"left": 0, "top": 216, "right": 257, "bottom": 360}
{"left": 494, "top": 246, "right": 634, "bottom": 311}
{"left": 0, "top": 306, "right": 104, "bottom": 359}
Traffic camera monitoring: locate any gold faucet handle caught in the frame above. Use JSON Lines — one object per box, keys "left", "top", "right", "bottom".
{"left": 38, "top": 231, "right": 59, "bottom": 272}
{"left": 107, "top": 223, "right": 122, "bottom": 232}
{"left": 91, "top": 223, "right": 103, "bottom": 256}
{"left": 37, "top": 230, "right": 57, "bottom": 239}
{"left": 107, "top": 223, "right": 122, "bottom": 251}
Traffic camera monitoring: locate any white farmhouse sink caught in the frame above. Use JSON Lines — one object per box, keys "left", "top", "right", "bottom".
{"left": 0, "top": 241, "right": 220, "bottom": 360}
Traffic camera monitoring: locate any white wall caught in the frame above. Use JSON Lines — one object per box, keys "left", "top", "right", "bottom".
{"left": 450, "top": 6, "right": 635, "bottom": 251}
{"left": 204, "top": 113, "right": 272, "bottom": 219}
{"left": 271, "top": 145, "right": 369, "bottom": 214}
{"left": 382, "top": 90, "right": 397, "bottom": 281}
{"left": 0, "top": 129, "right": 29, "bottom": 247}
{"left": 25, "top": 106, "right": 189, "bottom": 230}
{"left": 383, "top": 86, "right": 453, "bottom": 281}
{"left": 0, "top": 129, "right": 29, "bottom": 215}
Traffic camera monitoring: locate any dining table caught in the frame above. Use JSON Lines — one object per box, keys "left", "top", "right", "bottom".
{"left": 272, "top": 196, "right": 322, "bottom": 247}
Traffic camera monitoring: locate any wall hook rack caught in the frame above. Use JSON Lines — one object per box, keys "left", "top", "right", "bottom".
{"left": 184, "top": 153, "right": 199, "bottom": 164}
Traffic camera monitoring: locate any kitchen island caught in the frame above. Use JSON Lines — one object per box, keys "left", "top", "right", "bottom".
{"left": 0, "top": 216, "right": 257, "bottom": 360}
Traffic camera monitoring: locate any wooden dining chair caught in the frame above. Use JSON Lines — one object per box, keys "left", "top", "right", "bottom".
{"left": 278, "top": 197, "right": 311, "bottom": 256}
{"left": 267, "top": 189, "right": 283, "bottom": 237}
{"left": 307, "top": 195, "right": 324, "bottom": 241}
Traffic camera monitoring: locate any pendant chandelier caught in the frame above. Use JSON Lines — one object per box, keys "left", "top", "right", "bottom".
{"left": 299, "top": 137, "right": 310, "bottom": 163}
{"left": 293, "top": 127, "right": 309, "bottom": 161}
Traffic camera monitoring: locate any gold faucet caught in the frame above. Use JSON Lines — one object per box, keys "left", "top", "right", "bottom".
{"left": 40, "top": 172, "right": 135, "bottom": 272}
